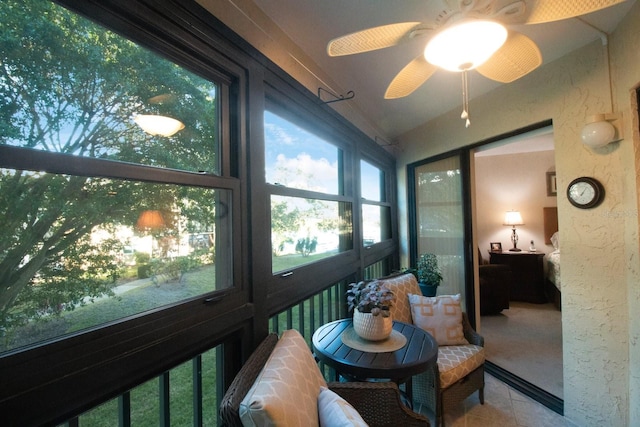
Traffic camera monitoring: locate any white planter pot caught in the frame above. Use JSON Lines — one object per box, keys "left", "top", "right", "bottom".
{"left": 352, "top": 308, "right": 392, "bottom": 341}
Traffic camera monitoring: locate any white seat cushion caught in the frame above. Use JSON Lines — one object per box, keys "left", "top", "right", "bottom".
{"left": 240, "top": 329, "right": 327, "bottom": 426}
{"left": 437, "top": 344, "right": 485, "bottom": 389}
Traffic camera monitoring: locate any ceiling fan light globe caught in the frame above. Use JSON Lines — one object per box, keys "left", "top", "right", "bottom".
{"left": 133, "top": 113, "right": 185, "bottom": 137}
{"left": 424, "top": 20, "right": 507, "bottom": 72}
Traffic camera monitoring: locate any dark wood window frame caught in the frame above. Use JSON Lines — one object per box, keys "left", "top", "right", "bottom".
{"left": 1, "top": 1, "right": 400, "bottom": 425}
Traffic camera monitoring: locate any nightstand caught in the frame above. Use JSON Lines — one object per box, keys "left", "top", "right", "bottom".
{"left": 489, "top": 251, "right": 547, "bottom": 303}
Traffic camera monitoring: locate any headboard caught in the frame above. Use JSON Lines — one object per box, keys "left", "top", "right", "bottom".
{"left": 543, "top": 207, "right": 558, "bottom": 244}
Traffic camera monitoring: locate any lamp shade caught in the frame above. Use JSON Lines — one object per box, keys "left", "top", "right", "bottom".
{"left": 581, "top": 119, "right": 615, "bottom": 149}
{"left": 133, "top": 113, "right": 185, "bottom": 137}
{"left": 504, "top": 210, "right": 524, "bottom": 226}
{"left": 137, "top": 210, "right": 165, "bottom": 230}
{"left": 424, "top": 20, "right": 507, "bottom": 72}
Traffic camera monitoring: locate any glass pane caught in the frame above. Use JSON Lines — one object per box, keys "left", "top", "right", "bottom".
{"left": 264, "top": 111, "right": 340, "bottom": 194}
{"left": 362, "top": 204, "right": 391, "bottom": 246}
{"left": 414, "top": 157, "right": 466, "bottom": 301}
{"left": 0, "top": 0, "right": 220, "bottom": 175}
{"left": 271, "top": 195, "right": 352, "bottom": 273}
{"left": 0, "top": 169, "right": 232, "bottom": 354}
{"left": 360, "top": 160, "right": 383, "bottom": 201}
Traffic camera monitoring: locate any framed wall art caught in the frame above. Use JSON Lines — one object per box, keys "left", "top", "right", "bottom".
{"left": 546, "top": 171, "right": 557, "bottom": 196}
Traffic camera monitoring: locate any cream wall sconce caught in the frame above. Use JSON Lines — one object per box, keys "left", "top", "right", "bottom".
{"left": 581, "top": 113, "right": 624, "bottom": 149}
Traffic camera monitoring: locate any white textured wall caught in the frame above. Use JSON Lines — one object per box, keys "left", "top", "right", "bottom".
{"left": 475, "top": 151, "right": 557, "bottom": 257}
{"left": 196, "top": 1, "right": 639, "bottom": 425}
{"left": 396, "top": 4, "right": 640, "bottom": 425}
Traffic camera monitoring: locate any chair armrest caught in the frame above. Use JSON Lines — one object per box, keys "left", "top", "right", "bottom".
{"left": 462, "top": 312, "right": 484, "bottom": 347}
{"left": 328, "top": 381, "right": 430, "bottom": 427}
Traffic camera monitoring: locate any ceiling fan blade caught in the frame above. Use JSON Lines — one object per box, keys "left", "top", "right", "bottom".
{"left": 476, "top": 31, "right": 542, "bottom": 83}
{"left": 327, "top": 22, "right": 423, "bottom": 57}
{"left": 384, "top": 55, "right": 437, "bottom": 99}
{"left": 523, "top": 0, "right": 628, "bottom": 24}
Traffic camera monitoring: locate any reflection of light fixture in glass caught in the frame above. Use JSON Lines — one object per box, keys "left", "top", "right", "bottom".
{"left": 503, "top": 210, "right": 524, "bottom": 252}
{"left": 133, "top": 113, "right": 184, "bottom": 137}
{"left": 424, "top": 20, "right": 506, "bottom": 128}
{"left": 136, "top": 210, "right": 165, "bottom": 230}
{"left": 581, "top": 113, "right": 623, "bottom": 149}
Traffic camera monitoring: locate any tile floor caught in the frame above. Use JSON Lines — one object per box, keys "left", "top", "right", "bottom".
{"left": 414, "top": 373, "right": 578, "bottom": 427}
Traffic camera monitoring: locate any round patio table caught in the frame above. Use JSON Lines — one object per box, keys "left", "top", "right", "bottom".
{"left": 312, "top": 318, "right": 438, "bottom": 402}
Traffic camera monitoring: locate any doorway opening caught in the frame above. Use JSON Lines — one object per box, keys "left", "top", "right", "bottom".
{"left": 472, "top": 125, "right": 563, "bottom": 414}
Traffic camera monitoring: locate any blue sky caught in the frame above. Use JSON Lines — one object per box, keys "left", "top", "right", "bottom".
{"left": 264, "top": 110, "right": 380, "bottom": 200}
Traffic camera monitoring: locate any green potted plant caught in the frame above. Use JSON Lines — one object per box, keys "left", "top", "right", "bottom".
{"left": 415, "top": 253, "right": 443, "bottom": 297}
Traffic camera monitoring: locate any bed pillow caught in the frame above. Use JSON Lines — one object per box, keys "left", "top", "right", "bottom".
{"left": 318, "top": 387, "right": 368, "bottom": 427}
{"left": 408, "top": 293, "right": 469, "bottom": 346}
{"left": 551, "top": 232, "right": 560, "bottom": 252}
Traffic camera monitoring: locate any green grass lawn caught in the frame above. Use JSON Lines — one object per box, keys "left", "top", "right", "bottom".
{"left": 271, "top": 250, "right": 339, "bottom": 273}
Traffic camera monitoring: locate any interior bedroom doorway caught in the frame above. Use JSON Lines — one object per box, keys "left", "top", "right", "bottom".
{"left": 472, "top": 125, "right": 563, "bottom": 414}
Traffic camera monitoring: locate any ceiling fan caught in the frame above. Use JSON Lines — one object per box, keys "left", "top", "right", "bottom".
{"left": 327, "top": 0, "right": 627, "bottom": 106}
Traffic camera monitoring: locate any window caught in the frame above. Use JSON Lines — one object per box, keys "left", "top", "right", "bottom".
{"left": 264, "top": 111, "right": 340, "bottom": 194}
{"left": 0, "top": 0, "right": 234, "bottom": 354}
{"left": 264, "top": 109, "right": 352, "bottom": 272}
{"left": 360, "top": 160, "right": 390, "bottom": 246}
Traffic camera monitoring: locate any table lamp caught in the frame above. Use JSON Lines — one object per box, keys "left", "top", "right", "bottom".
{"left": 504, "top": 210, "right": 524, "bottom": 252}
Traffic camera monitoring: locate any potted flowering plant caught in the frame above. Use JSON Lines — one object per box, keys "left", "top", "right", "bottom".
{"left": 347, "top": 280, "right": 396, "bottom": 341}
{"left": 347, "top": 280, "right": 395, "bottom": 317}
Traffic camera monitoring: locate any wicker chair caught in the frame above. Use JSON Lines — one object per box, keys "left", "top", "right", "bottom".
{"left": 378, "top": 273, "right": 485, "bottom": 427}
{"left": 219, "top": 332, "right": 430, "bottom": 427}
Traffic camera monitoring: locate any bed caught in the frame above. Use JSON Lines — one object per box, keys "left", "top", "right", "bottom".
{"left": 544, "top": 231, "right": 561, "bottom": 310}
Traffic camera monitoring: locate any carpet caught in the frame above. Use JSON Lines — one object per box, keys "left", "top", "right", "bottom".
{"left": 480, "top": 301, "right": 563, "bottom": 398}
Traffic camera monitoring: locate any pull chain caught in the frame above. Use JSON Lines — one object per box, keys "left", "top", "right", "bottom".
{"left": 460, "top": 70, "right": 470, "bottom": 128}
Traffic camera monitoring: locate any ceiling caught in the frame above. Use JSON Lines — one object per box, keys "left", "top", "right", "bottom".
{"left": 251, "top": 0, "right": 636, "bottom": 141}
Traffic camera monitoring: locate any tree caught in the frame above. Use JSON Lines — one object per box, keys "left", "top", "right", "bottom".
{"left": 0, "top": 0, "right": 218, "bottom": 333}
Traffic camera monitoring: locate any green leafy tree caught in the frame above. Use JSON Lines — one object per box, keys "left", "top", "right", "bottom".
{"left": 271, "top": 201, "right": 302, "bottom": 256}
{"left": 0, "top": 0, "right": 218, "bottom": 332}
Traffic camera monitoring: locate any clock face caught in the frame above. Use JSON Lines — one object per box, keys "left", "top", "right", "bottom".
{"left": 567, "top": 177, "right": 604, "bottom": 209}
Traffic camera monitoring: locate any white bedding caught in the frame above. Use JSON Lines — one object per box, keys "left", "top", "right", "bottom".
{"left": 545, "top": 251, "right": 561, "bottom": 291}
{"left": 545, "top": 231, "right": 561, "bottom": 291}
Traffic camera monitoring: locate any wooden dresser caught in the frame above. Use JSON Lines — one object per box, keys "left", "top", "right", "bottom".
{"left": 489, "top": 251, "right": 547, "bottom": 303}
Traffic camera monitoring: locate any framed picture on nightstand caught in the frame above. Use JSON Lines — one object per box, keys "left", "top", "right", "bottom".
{"left": 490, "top": 242, "right": 502, "bottom": 252}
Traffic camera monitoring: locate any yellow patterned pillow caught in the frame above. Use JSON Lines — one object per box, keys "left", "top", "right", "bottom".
{"left": 408, "top": 293, "right": 469, "bottom": 346}
{"left": 378, "top": 273, "right": 421, "bottom": 324}
{"left": 239, "top": 329, "right": 327, "bottom": 427}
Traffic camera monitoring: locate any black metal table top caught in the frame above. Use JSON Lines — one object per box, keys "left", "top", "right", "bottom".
{"left": 312, "top": 319, "right": 438, "bottom": 383}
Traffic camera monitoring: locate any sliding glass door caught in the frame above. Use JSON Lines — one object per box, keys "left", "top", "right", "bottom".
{"left": 408, "top": 153, "right": 472, "bottom": 314}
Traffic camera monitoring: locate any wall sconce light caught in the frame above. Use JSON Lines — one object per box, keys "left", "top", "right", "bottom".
{"left": 504, "top": 210, "right": 524, "bottom": 252}
{"left": 581, "top": 113, "right": 623, "bottom": 149}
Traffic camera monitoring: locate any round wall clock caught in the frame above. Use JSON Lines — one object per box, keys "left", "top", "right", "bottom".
{"left": 567, "top": 176, "right": 605, "bottom": 209}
